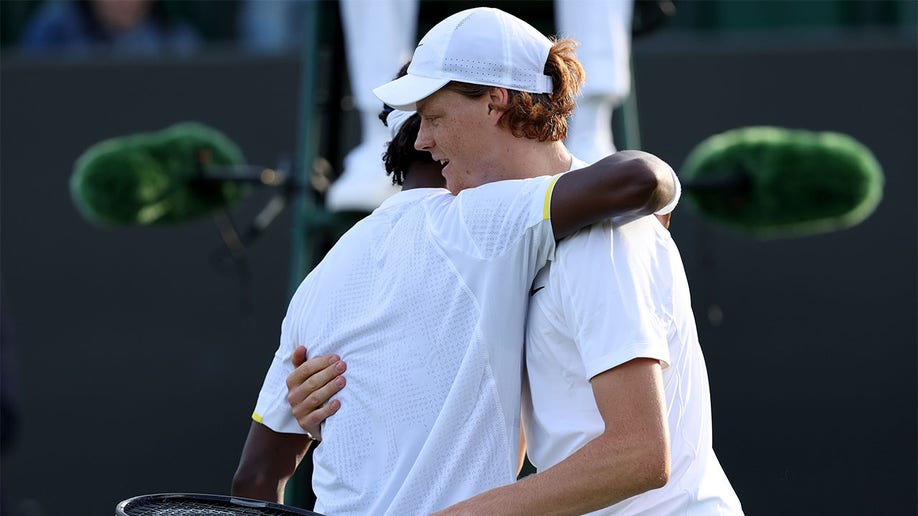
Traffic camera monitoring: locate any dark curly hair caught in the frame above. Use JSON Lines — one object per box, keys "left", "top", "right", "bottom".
{"left": 377, "top": 62, "right": 437, "bottom": 186}
{"left": 443, "top": 38, "right": 584, "bottom": 142}
{"left": 378, "top": 111, "right": 433, "bottom": 185}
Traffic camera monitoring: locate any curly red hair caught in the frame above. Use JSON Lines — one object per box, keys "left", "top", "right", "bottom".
{"left": 444, "top": 38, "right": 585, "bottom": 142}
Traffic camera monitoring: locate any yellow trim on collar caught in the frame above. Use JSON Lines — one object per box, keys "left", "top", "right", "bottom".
{"left": 252, "top": 411, "right": 263, "bottom": 424}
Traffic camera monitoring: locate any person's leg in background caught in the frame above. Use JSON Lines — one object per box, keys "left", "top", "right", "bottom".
{"left": 326, "top": 0, "right": 419, "bottom": 212}
{"left": 556, "top": 0, "right": 633, "bottom": 163}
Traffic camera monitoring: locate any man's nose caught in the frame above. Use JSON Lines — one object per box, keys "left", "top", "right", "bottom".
{"left": 415, "top": 121, "right": 432, "bottom": 151}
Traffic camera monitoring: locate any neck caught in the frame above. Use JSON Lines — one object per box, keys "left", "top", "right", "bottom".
{"left": 401, "top": 161, "right": 447, "bottom": 190}
{"left": 488, "top": 135, "right": 572, "bottom": 180}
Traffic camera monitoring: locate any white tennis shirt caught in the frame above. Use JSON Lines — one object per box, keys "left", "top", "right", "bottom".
{"left": 523, "top": 214, "right": 744, "bottom": 514}
{"left": 253, "top": 175, "right": 560, "bottom": 515}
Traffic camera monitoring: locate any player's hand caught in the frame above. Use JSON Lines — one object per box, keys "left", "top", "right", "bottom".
{"left": 285, "top": 345, "right": 347, "bottom": 441}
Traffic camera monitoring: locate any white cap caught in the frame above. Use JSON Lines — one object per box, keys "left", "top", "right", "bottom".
{"left": 373, "top": 8, "right": 554, "bottom": 111}
{"left": 386, "top": 109, "right": 416, "bottom": 140}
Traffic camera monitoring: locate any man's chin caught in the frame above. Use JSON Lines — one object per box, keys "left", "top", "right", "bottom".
{"left": 445, "top": 168, "right": 484, "bottom": 194}
{"left": 444, "top": 174, "right": 462, "bottom": 195}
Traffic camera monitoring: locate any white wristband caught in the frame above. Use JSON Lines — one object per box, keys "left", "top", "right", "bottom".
{"left": 655, "top": 167, "right": 682, "bottom": 216}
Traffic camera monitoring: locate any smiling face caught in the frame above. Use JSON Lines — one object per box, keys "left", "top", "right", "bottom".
{"left": 414, "top": 88, "right": 504, "bottom": 194}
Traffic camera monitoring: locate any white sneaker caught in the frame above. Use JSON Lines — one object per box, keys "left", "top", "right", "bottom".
{"left": 325, "top": 140, "right": 402, "bottom": 212}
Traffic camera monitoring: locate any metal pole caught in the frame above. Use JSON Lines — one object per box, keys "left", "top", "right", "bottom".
{"left": 284, "top": 0, "right": 322, "bottom": 509}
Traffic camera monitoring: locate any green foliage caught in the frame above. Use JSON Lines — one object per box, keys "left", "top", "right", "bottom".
{"left": 681, "top": 126, "right": 884, "bottom": 238}
{"left": 71, "top": 122, "right": 246, "bottom": 226}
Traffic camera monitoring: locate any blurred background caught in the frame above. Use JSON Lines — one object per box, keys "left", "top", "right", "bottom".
{"left": 1, "top": 1, "right": 915, "bottom": 514}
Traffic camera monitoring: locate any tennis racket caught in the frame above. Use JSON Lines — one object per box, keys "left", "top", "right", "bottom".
{"left": 115, "top": 493, "right": 324, "bottom": 516}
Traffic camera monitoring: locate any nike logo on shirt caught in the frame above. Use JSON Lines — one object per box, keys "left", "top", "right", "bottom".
{"left": 529, "top": 286, "right": 545, "bottom": 297}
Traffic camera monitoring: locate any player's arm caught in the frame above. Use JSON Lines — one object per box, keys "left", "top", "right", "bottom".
{"left": 231, "top": 422, "right": 313, "bottom": 503}
{"left": 431, "top": 358, "right": 670, "bottom": 516}
{"left": 550, "top": 150, "right": 676, "bottom": 239}
{"left": 232, "top": 347, "right": 343, "bottom": 501}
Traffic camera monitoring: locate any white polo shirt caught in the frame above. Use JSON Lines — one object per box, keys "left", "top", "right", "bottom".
{"left": 523, "top": 213, "right": 743, "bottom": 514}
{"left": 253, "top": 175, "right": 560, "bottom": 515}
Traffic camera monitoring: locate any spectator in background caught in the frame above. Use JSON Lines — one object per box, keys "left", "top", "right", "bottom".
{"left": 19, "top": 0, "right": 199, "bottom": 56}
{"left": 237, "top": 0, "right": 307, "bottom": 54}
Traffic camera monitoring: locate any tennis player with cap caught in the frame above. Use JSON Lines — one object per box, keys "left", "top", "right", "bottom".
{"left": 232, "top": 9, "right": 678, "bottom": 514}
{"left": 283, "top": 6, "right": 743, "bottom": 516}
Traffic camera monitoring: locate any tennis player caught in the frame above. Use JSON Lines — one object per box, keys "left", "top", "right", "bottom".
{"left": 231, "top": 12, "right": 678, "bottom": 512}
{"left": 283, "top": 7, "right": 743, "bottom": 516}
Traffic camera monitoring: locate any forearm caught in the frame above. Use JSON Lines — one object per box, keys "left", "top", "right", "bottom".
{"left": 231, "top": 422, "right": 313, "bottom": 503}
{"left": 231, "top": 442, "right": 311, "bottom": 503}
{"left": 600, "top": 150, "right": 676, "bottom": 215}
{"left": 230, "top": 467, "right": 290, "bottom": 503}
{"left": 436, "top": 360, "right": 670, "bottom": 516}
{"left": 626, "top": 151, "right": 676, "bottom": 215}
{"left": 550, "top": 150, "right": 676, "bottom": 239}
{"left": 433, "top": 431, "right": 667, "bottom": 516}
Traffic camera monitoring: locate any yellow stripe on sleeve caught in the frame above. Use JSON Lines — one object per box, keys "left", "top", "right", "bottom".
{"left": 252, "top": 411, "right": 263, "bottom": 424}
{"left": 543, "top": 174, "right": 563, "bottom": 220}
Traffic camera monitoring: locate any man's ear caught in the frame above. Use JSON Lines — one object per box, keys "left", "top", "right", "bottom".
{"left": 486, "top": 87, "right": 510, "bottom": 121}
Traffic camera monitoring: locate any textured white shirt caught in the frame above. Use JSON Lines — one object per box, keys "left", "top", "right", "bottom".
{"left": 253, "top": 175, "right": 560, "bottom": 515}
{"left": 523, "top": 212, "right": 743, "bottom": 515}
